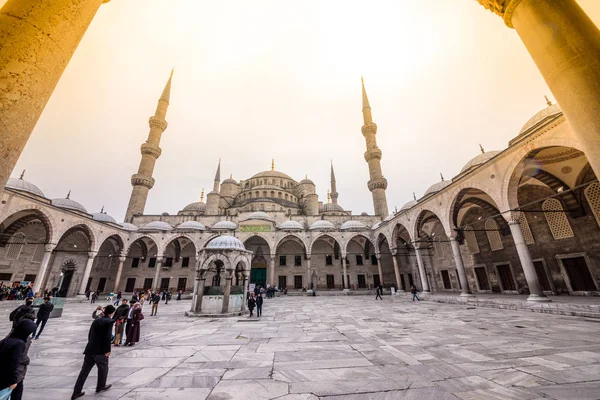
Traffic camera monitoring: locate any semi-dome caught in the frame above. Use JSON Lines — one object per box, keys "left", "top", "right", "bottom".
{"left": 423, "top": 180, "right": 451, "bottom": 197}
{"left": 400, "top": 200, "right": 418, "bottom": 211}
{"left": 177, "top": 221, "right": 206, "bottom": 231}
{"left": 182, "top": 201, "right": 206, "bottom": 213}
{"left": 341, "top": 220, "right": 366, "bottom": 230}
{"left": 460, "top": 151, "right": 501, "bottom": 173}
{"left": 309, "top": 220, "right": 335, "bottom": 230}
{"left": 92, "top": 212, "right": 117, "bottom": 224}
{"left": 6, "top": 178, "right": 45, "bottom": 198}
{"left": 52, "top": 197, "right": 87, "bottom": 213}
{"left": 212, "top": 220, "right": 238, "bottom": 230}
{"left": 519, "top": 103, "right": 562, "bottom": 135}
{"left": 277, "top": 220, "right": 304, "bottom": 230}
{"left": 120, "top": 222, "right": 138, "bottom": 231}
{"left": 206, "top": 235, "right": 245, "bottom": 250}
{"left": 246, "top": 211, "right": 273, "bottom": 221}
{"left": 298, "top": 178, "right": 314, "bottom": 185}
{"left": 251, "top": 170, "right": 294, "bottom": 181}
{"left": 140, "top": 221, "right": 172, "bottom": 231}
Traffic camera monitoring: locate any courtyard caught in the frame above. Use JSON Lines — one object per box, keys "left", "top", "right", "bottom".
{"left": 0, "top": 296, "right": 599, "bottom": 399}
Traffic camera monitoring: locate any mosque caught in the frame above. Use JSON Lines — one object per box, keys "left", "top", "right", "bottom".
{"left": 0, "top": 71, "right": 598, "bottom": 302}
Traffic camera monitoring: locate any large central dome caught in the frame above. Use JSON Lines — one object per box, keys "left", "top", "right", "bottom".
{"left": 250, "top": 170, "right": 294, "bottom": 181}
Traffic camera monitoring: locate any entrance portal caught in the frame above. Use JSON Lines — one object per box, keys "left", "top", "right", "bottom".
{"left": 58, "top": 270, "right": 74, "bottom": 297}
{"left": 251, "top": 268, "right": 266, "bottom": 287}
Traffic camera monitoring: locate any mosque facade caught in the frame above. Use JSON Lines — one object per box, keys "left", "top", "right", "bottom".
{"left": 0, "top": 74, "right": 598, "bottom": 301}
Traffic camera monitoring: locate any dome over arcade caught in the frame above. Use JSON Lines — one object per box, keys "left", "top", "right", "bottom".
{"left": 181, "top": 201, "right": 206, "bottom": 213}
{"left": 120, "top": 222, "right": 138, "bottom": 231}
{"left": 177, "top": 221, "right": 206, "bottom": 231}
{"left": 6, "top": 176, "right": 45, "bottom": 198}
{"left": 245, "top": 211, "right": 273, "bottom": 221}
{"left": 341, "top": 220, "right": 366, "bottom": 230}
{"left": 460, "top": 150, "right": 502, "bottom": 173}
{"left": 400, "top": 199, "right": 418, "bottom": 211}
{"left": 519, "top": 102, "right": 562, "bottom": 135}
{"left": 206, "top": 235, "right": 245, "bottom": 250}
{"left": 277, "top": 220, "right": 304, "bottom": 231}
{"left": 309, "top": 220, "right": 335, "bottom": 230}
{"left": 52, "top": 192, "right": 87, "bottom": 213}
{"left": 139, "top": 221, "right": 172, "bottom": 231}
{"left": 212, "top": 220, "right": 238, "bottom": 231}
{"left": 423, "top": 180, "right": 451, "bottom": 197}
{"left": 92, "top": 211, "right": 117, "bottom": 224}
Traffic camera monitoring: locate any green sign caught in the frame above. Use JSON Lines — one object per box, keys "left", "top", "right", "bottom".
{"left": 240, "top": 225, "right": 272, "bottom": 232}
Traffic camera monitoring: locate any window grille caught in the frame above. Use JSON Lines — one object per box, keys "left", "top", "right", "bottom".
{"left": 519, "top": 213, "right": 535, "bottom": 245}
{"left": 585, "top": 183, "right": 600, "bottom": 228}
{"left": 542, "top": 198, "right": 574, "bottom": 240}
{"left": 485, "top": 219, "right": 503, "bottom": 251}
{"left": 464, "top": 226, "right": 479, "bottom": 254}
{"left": 5, "top": 233, "right": 26, "bottom": 261}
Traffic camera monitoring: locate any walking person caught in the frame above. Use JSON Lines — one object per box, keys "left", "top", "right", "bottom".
{"left": 255, "top": 292, "right": 263, "bottom": 317}
{"left": 375, "top": 285, "right": 383, "bottom": 300}
{"left": 0, "top": 318, "right": 36, "bottom": 400}
{"left": 177, "top": 290, "right": 182, "bottom": 301}
{"left": 247, "top": 293, "right": 256, "bottom": 317}
{"left": 410, "top": 285, "right": 420, "bottom": 301}
{"left": 113, "top": 291, "right": 122, "bottom": 306}
{"left": 112, "top": 299, "right": 130, "bottom": 345}
{"left": 139, "top": 292, "right": 145, "bottom": 306}
{"left": 150, "top": 292, "right": 159, "bottom": 316}
{"left": 124, "top": 303, "right": 144, "bottom": 347}
{"left": 32, "top": 297, "right": 54, "bottom": 340}
{"left": 71, "top": 305, "right": 116, "bottom": 400}
{"left": 90, "top": 291, "right": 97, "bottom": 304}
{"left": 9, "top": 298, "right": 34, "bottom": 329}
{"left": 165, "top": 290, "right": 172, "bottom": 304}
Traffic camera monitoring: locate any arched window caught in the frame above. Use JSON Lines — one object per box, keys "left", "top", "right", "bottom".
{"left": 485, "top": 219, "right": 504, "bottom": 251}
{"left": 5, "top": 232, "right": 26, "bottom": 261}
{"left": 464, "top": 226, "right": 479, "bottom": 254}
{"left": 255, "top": 191, "right": 259, "bottom": 198}
{"left": 278, "top": 192, "right": 282, "bottom": 199}
{"left": 280, "top": 180, "right": 283, "bottom": 186}
{"left": 519, "top": 213, "right": 535, "bottom": 245}
{"left": 542, "top": 198, "right": 574, "bottom": 239}
{"left": 285, "top": 194, "right": 289, "bottom": 200}
{"left": 270, "top": 191, "right": 275, "bottom": 198}
{"left": 434, "top": 237, "right": 444, "bottom": 259}
{"left": 585, "top": 182, "right": 600, "bottom": 228}
{"left": 263, "top": 191, "right": 267, "bottom": 197}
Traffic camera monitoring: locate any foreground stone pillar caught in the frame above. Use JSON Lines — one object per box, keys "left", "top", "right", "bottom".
{"left": 391, "top": 250, "right": 403, "bottom": 292}
{"left": 341, "top": 253, "right": 348, "bottom": 289}
{"left": 32, "top": 244, "right": 55, "bottom": 294}
{"left": 113, "top": 256, "right": 126, "bottom": 293}
{"left": 306, "top": 255, "right": 312, "bottom": 289}
{"left": 375, "top": 253, "right": 384, "bottom": 286}
{"left": 478, "top": 0, "right": 600, "bottom": 176}
{"left": 153, "top": 257, "right": 163, "bottom": 291}
{"left": 269, "top": 255, "right": 276, "bottom": 288}
{"left": 241, "top": 272, "right": 249, "bottom": 312}
{"left": 191, "top": 272, "right": 206, "bottom": 313}
{"left": 414, "top": 244, "right": 430, "bottom": 292}
{"left": 78, "top": 252, "right": 96, "bottom": 295}
{"left": 449, "top": 237, "right": 474, "bottom": 297}
{"left": 508, "top": 216, "right": 550, "bottom": 302}
{"left": 221, "top": 271, "right": 232, "bottom": 313}
{"left": 0, "top": 0, "right": 109, "bottom": 190}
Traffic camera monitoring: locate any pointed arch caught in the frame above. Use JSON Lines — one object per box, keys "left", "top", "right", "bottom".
{"left": 275, "top": 234, "right": 308, "bottom": 256}
{"left": 0, "top": 206, "right": 55, "bottom": 247}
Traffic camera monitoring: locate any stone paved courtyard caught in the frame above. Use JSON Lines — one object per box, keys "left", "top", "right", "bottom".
{"left": 2, "top": 296, "right": 600, "bottom": 399}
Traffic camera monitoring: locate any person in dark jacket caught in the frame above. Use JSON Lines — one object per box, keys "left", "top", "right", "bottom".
{"left": 375, "top": 285, "right": 383, "bottom": 300}
{"left": 71, "top": 305, "right": 116, "bottom": 400}
{"left": 113, "top": 299, "right": 130, "bottom": 345}
{"left": 124, "top": 303, "right": 143, "bottom": 346}
{"left": 255, "top": 293, "right": 263, "bottom": 317}
{"left": 0, "top": 319, "right": 36, "bottom": 398}
{"left": 9, "top": 298, "right": 34, "bottom": 328}
{"left": 32, "top": 297, "right": 54, "bottom": 339}
{"left": 10, "top": 318, "right": 37, "bottom": 400}
{"left": 247, "top": 293, "right": 256, "bottom": 317}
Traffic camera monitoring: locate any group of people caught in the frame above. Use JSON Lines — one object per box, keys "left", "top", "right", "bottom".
{"left": 0, "top": 284, "right": 35, "bottom": 301}
{"left": 375, "top": 284, "right": 421, "bottom": 301}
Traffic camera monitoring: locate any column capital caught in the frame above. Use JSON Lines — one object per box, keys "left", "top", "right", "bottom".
{"left": 119, "top": 256, "right": 127, "bottom": 263}
{"left": 44, "top": 243, "right": 56, "bottom": 252}
{"left": 477, "top": 0, "right": 524, "bottom": 28}
{"left": 390, "top": 248, "right": 397, "bottom": 256}
{"left": 306, "top": 254, "right": 311, "bottom": 260}
{"left": 87, "top": 251, "right": 96, "bottom": 259}
{"left": 375, "top": 253, "right": 381, "bottom": 260}
{"left": 505, "top": 211, "right": 522, "bottom": 224}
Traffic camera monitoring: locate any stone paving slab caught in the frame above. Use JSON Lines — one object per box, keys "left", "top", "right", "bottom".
{"left": 0, "top": 296, "right": 600, "bottom": 399}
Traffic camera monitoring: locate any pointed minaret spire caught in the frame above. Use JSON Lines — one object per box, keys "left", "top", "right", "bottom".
{"left": 160, "top": 68, "right": 174, "bottom": 104}
{"left": 200, "top": 188, "right": 205, "bottom": 202}
{"left": 545, "top": 95, "right": 552, "bottom": 106}
{"left": 213, "top": 159, "right": 221, "bottom": 192}
{"left": 327, "top": 189, "right": 331, "bottom": 203}
{"left": 66, "top": 190, "right": 71, "bottom": 199}
{"left": 271, "top": 159, "right": 275, "bottom": 171}
{"left": 19, "top": 169, "right": 25, "bottom": 180}
{"left": 330, "top": 161, "right": 339, "bottom": 205}
{"left": 479, "top": 144, "right": 485, "bottom": 154}
{"left": 361, "top": 76, "right": 373, "bottom": 125}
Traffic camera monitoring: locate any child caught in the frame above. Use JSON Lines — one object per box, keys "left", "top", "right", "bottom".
{"left": 113, "top": 316, "right": 124, "bottom": 346}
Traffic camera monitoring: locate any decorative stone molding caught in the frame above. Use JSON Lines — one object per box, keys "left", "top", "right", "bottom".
{"left": 148, "top": 116, "right": 168, "bottom": 131}
{"left": 130, "top": 174, "right": 155, "bottom": 189}
{"left": 140, "top": 143, "right": 162, "bottom": 158}
{"left": 505, "top": 211, "right": 522, "bottom": 224}
{"left": 368, "top": 177, "right": 388, "bottom": 191}
{"left": 477, "top": 0, "right": 524, "bottom": 28}
{"left": 361, "top": 123, "right": 377, "bottom": 137}
{"left": 364, "top": 148, "right": 382, "bottom": 162}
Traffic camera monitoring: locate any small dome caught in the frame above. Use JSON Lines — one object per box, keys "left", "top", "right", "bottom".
{"left": 309, "top": 220, "right": 335, "bottom": 230}
{"left": 222, "top": 178, "right": 238, "bottom": 185}
{"left": 278, "top": 220, "right": 304, "bottom": 230}
{"left": 177, "top": 221, "right": 206, "bottom": 231}
{"left": 360, "top": 212, "right": 369, "bottom": 216}
{"left": 182, "top": 201, "right": 206, "bottom": 213}
{"left": 207, "top": 235, "right": 245, "bottom": 250}
{"left": 246, "top": 211, "right": 273, "bottom": 221}
{"left": 6, "top": 178, "right": 45, "bottom": 198}
{"left": 212, "top": 220, "right": 238, "bottom": 231}
{"left": 298, "top": 178, "right": 314, "bottom": 185}
{"left": 519, "top": 103, "right": 562, "bottom": 135}
{"left": 92, "top": 212, "right": 117, "bottom": 224}
{"left": 140, "top": 221, "right": 172, "bottom": 231}
{"left": 400, "top": 200, "right": 418, "bottom": 211}
{"left": 423, "top": 180, "right": 451, "bottom": 197}
{"left": 460, "top": 151, "right": 502, "bottom": 173}
{"left": 52, "top": 197, "right": 87, "bottom": 213}
{"left": 321, "top": 203, "right": 344, "bottom": 212}
{"left": 341, "top": 220, "right": 366, "bottom": 230}
{"left": 120, "top": 222, "right": 138, "bottom": 231}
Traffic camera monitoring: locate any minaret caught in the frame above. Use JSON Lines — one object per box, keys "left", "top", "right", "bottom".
{"left": 361, "top": 78, "right": 389, "bottom": 217}
{"left": 124, "top": 70, "right": 173, "bottom": 222}
{"left": 330, "top": 161, "right": 339, "bottom": 205}
{"left": 205, "top": 160, "right": 221, "bottom": 215}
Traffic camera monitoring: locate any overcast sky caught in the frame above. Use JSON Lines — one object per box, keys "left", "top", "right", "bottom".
{"left": 7, "top": 0, "right": 600, "bottom": 221}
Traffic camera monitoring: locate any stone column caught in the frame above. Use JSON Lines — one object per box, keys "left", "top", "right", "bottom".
{"left": 449, "top": 236, "right": 474, "bottom": 297}
{"left": 78, "top": 252, "right": 96, "bottom": 295}
{"left": 414, "top": 243, "right": 430, "bottom": 292}
{"left": 191, "top": 270, "right": 206, "bottom": 313}
{"left": 341, "top": 252, "right": 348, "bottom": 289}
{"left": 153, "top": 257, "right": 163, "bottom": 291}
{"left": 508, "top": 216, "right": 550, "bottom": 302}
{"left": 113, "top": 256, "right": 127, "bottom": 293}
{"left": 32, "top": 244, "right": 55, "bottom": 294}
{"left": 0, "top": 0, "right": 109, "bottom": 190}
{"left": 391, "top": 250, "right": 403, "bottom": 292}
{"left": 306, "top": 255, "right": 312, "bottom": 289}
{"left": 478, "top": 0, "right": 600, "bottom": 176}
{"left": 241, "top": 272, "right": 249, "bottom": 312}
{"left": 221, "top": 270, "right": 232, "bottom": 313}
{"left": 269, "top": 255, "right": 276, "bottom": 288}
{"left": 376, "top": 253, "right": 384, "bottom": 286}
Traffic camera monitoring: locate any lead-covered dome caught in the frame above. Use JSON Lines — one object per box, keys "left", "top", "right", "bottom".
{"left": 92, "top": 212, "right": 117, "bottom": 224}
{"left": 460, "top": 151, "right": 501, "bottom": 174}
{"left": 309, "top": 220, "right": 335, "bottom": 230}
{"left": 251, "top": 170, "right": 294, "bottom": 180}
{"left": 400, "top": 199, "right": 418, "bottom": 211}
{"left": 341, "top": 220, "right": 366, "bottom": 230}
{"left": 140, "top": 221, "right": 172, "bottom": 231}
{"left": 277, "top": 220, "right": 304, "bottom": 231}
{"left": 212, "top": 220, "right": 238, "bottom": 231}
{"left": 120, "top": 222, "right": 138, "bottom": 231}
{"left": 246, "top": 211, "right": 273, "bottom": 221}
{"left": 181, "top": 201, "right": 206, "bottom": 213}
{"left": 222, "top": 177, "right": 238, "bottom": 185}
{"left": 52, "top": 196, "right": 87, "bottom": 213}
{"left": 207, "top": 235, "right": 245, "bottom": 250}
{"left": 423, "top": 180, "right": 451, "bottom": 197}
{"left": 519, "top": 103, "right": 562, "bottom": 135}
{"left": 177, "top": 221, "right": 206, "bottom": 231}
{"left": 6, "top": 178, "right": 45, "bottom": 198}
{"left": 298, "top": 178, "right": 314, "bottom": 185}
{"left": 321, "top": 203, "right": 344, "bottom": 213}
